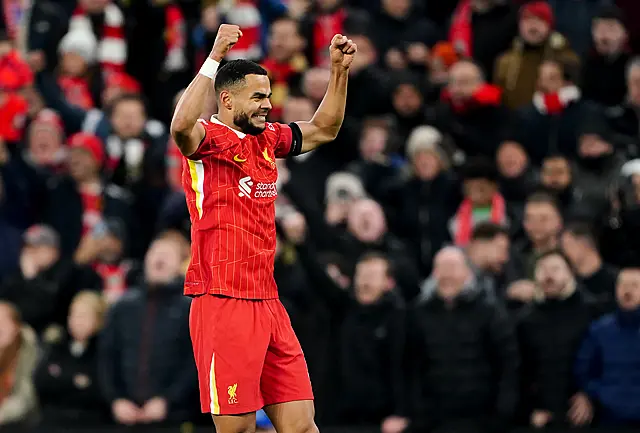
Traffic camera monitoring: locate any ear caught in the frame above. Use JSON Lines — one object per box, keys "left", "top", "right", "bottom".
{"left": 385, "top": 276, "right": 395, "bottom": 291}
{"left": 219, "top": 90, "right": 233, "bottom": 111}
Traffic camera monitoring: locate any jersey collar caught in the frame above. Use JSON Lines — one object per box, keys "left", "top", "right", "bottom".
{"left": 210, "top": 115, "right": 246, "bottom": 139}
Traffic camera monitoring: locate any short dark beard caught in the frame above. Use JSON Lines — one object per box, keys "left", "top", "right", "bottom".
{"left": 234, "top": 111, "right": 265, "bottom": 135}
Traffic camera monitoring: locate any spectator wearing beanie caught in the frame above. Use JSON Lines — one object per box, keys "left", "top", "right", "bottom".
{"left": 67, "top": 0, "right": 127, "bottom": 75}
{"left": 57, "top": 29, "right": 98, "bottom": 110}
{"left": 389, "top": 125, "right": 460, "bottom": 277}
{"left": 495, "top": 0, "right": 579, "bottom": 110}
{"left": 582, "top": 6, "right": 630, "bottom": 108}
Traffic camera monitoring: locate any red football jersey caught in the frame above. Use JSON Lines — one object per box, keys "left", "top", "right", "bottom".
{"left": 181, "top": 116, "right": 295, "bottom": 299}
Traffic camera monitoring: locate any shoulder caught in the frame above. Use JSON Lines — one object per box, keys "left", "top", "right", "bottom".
{"left": 590, "top": 313, "right": 616, "bottom": 334}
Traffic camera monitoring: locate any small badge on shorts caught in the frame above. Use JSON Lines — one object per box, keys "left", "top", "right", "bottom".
{"left": 228, "top": 383, "right": 238, "bottom": 405}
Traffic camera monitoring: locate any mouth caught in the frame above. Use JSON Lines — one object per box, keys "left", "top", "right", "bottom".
{"left": 252, "top": 114, "right": 267, "bottom": 122}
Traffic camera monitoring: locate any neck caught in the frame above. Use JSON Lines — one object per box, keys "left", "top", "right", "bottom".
{"left": 574, "top": 251, "right": 602, "bottom": 277}
{"left": 533, "top": 236, "right": 557, "bottom": 252}
{"left": 78, "top": 177, "right": 100, "bottom": 188}
{"left": 215, "top": 112, "right": 245, "bottom": 135}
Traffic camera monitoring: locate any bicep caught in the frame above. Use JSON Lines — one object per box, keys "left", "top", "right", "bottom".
{"left": 171, "top": 120, "right": 206, "bottom": 159}
{"left": 295, "top": 121, "right": 333, "bottom": 153}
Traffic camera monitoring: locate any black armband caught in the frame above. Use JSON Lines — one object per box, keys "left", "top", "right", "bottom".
{"left": 288, "top": 122, "right": 303, "bottom": 156}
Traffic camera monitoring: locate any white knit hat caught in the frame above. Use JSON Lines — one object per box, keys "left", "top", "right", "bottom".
{"left": 406, "top": 125, "right": 449, "bottom": 167}
{"left": 59, "top": 29, "right": 98, "bottom": 65}
{"left": 325, "top": 172, "right": 366, "bottom": 203}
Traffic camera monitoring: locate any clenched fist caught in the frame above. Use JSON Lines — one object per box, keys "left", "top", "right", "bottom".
{"left": 329, "top": 34, "right": 357, "bottom": 69}
{"left": 210, "top": 24, "right": 243, "bottom": 62}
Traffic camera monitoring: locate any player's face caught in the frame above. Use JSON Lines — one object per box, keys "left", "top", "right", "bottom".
{"left": 233, "top": 75, "right": 272, "bottom": 135}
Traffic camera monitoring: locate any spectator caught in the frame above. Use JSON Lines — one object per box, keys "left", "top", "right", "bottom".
{"left": 407, "top": 246, "right": 519, "bottom": 433}
{"left": 562, "top": 222, "right": 618, "bottom": 309}
{"left": 286, "top": 222, "right": 405, "bottom": 428}
{"left": 495, "top": 140, "right": 538, "bottom": 223}
{"left": 57, "top": 28, "right": 98, "bottom": 110}
{"left": 466, "top": 222, "right": 513, "bottom": 301}
{"left": 518, "top": 249, "right": 599, "bottom": 428}
{"left": 451, "top": 158, "right": 507, "bottom": 247}
{"left": 0, "top": 224, "right": 101, "bottom": 335}
{"left": 582, "top": 6, "right": 630, "bottom": 108}
{"left": 98, "top": 232, "right": 196, "bottom": 426}
{"left": 431, "top": 59, "right": 509, "bottom": 159}
{"left": 515, "top": 192, "right": 563, "bottom": 279}
{"left": 261, "top": 16, "right": 307, "bottom": 121}
{"left": 370, "top": 0, "right": 439, "bottom": 71}
{"left": 574, "top": 267, "right": 640, "bottom": 427}
{"left": 0, "top": 301, "right": 39, "bottom": 427}
{"left": 573, "top": 115, "right": 626, "bottom": 221}
{"left": 33, "top": 291, "right": 109, "bottom": 426}
{"left": 0, "top": 171, "right": 21, "bottom": 282}
{"left": 74, "top": 218, "right": 137, "bottom": 305}
{"left": 539, "top": 154, "right": 588, "bottom": 219}
{"left": 43, "top": 132, "right": 134, "bottom": 258}
{"left": 388, "top": 125, "right": 460, "bottom": 277}
{"left": 389, "top": 72, "right": 426, "bottom": 146}
{"left": 515, "top": 59, "right": 594, "bottom": 164}
{"left": 609, "top": 57, "right": 640, "bottom": 158}
{"left": 495, "top": 1, "right": 579, "bottom": 110}
{"left": 449, "top": 0, "right": 518, "bottom": 80}
{"left": 425, "top": 42, "right": 458, "bottom": 102}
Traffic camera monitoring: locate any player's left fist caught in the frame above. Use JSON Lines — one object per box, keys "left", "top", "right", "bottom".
{"left": 329, "top": 34, "right": 357, "bottom": 69}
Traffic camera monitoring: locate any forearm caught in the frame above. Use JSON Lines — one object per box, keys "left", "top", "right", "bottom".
{"left": 303, "top": 66, "right": 348, "bottom": 151}
{"left": 170, "top": 67, "right": 213, "bottom": 153}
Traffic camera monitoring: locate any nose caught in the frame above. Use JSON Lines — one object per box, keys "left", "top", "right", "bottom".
{"left": 261, "top": 99, "right": 272, "bottom": 110}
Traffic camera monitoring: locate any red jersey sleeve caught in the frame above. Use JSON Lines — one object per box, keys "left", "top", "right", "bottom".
{"left": 188, "top": 118, "right": 236, "bottom": 160}
{"left": 270, "top": 122, "right": 303, "bottom": 158}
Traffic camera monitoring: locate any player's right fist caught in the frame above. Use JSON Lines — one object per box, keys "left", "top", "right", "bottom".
{"left": 210, "top": 24, "right": 243, "bottom": 62}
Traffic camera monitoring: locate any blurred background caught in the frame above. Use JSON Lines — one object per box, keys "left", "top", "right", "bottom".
{"left": 2, "top": 0, "right": 640, "bottom": 432}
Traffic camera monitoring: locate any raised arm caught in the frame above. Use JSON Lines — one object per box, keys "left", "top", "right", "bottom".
{"left": 170, "top": 25, "right": 242, "bottom": 157}
{"left": 295, "top": 34, "right": 357, "bottom": 153}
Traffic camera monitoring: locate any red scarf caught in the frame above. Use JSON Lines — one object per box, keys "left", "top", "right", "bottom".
{"left": 313, "top": 8, "right": 345, "bottom": 67}
{"left": 454, "top": 193, "right": 506, "bottom": 246}
{"left": 224, "top": 0, "right": 262, "bottom": 60}
{"left": 79, "top": 184, "right": 103, "bottom": 236}
{"left": 58, "top": 76, "right": 94, "bottom": 110}
{"left": 70, "top": 2, "right": 126, "bottom": 74}
{"left": 532, "top": 85, "right": 581, "bottom": 115}
{"left": 95, "top": 261, "right": 129, "bottom": 303}
{"left": 164, "top": 3, "right": 186, "bottom": 69}
{"left": 442, "top": 84, "right": 502, "bottom": 113}
{"left": 449, "top": 0, "right": 473, "bottom": 57}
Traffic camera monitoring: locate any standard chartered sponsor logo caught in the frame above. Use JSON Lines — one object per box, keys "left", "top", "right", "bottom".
{"left": 238, "top": 176, "right": 277, "bottom": 198}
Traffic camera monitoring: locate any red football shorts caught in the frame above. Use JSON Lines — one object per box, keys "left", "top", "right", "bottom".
{"left": 189, "top": 295, "right": 314, "bottom": 415}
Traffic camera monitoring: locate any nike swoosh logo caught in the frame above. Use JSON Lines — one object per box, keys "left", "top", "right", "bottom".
{"left": 233, "top": 155, "right": 247, "bottom": 163}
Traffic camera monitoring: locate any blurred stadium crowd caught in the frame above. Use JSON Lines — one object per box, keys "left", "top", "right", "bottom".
{"left": 1, "top": 0, "right": 640, "bottom": 432}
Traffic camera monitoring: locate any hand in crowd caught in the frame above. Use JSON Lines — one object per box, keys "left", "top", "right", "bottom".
{"left": 112, "top": 399, "right": 142, "bottom": 426}
{"left": 325, "top": 201, "right": 350, "bottom": 226}
{"left": 506, "top": 280, "right": 538, "bottom": 303}
{"left": 530, "top": 409, "right": 553, "bottom": 428}
{"left": 74, "top": 234, "right": 108, "bottom": 265}
{"left": 26, "top": 50, "right": 45, "bottom": 73}
{"left": 282, "top": 212, "right": 307, "bottom": 245}
{"left": 568, "top": 392, "right": 593, "bottom": 426}
{"left": 381, "top": 415, "right": 409, "bottom": 433}
{"left": 140, "top": 397, "right": 168, "bottom": 423}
